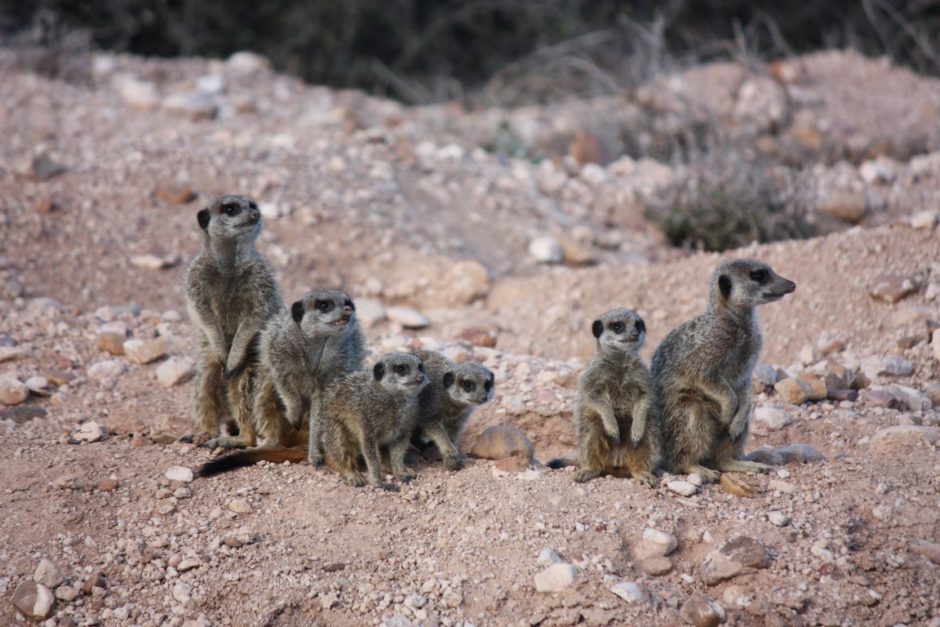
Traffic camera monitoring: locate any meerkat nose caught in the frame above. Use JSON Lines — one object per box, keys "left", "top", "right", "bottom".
{"left": 249, "top": 209, "right": 260, "bottom": 221}
{"left": 343, "top": 306, "right": 353, "bottom": 316}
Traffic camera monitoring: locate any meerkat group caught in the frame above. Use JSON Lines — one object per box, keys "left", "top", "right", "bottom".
{"left": 186, "top": 195, "right": 796, "bottom": 491}
{"left": 187, "top": 196, "right": 494, "bottom": 488}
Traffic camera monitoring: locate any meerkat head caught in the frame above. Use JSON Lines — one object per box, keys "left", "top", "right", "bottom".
{"left": 372, "top": 352, "right": 427, "bottom": 393}
{"left": 591, "top": 308, "right": 646, "bottom": 353}
{"left": 710, "top": 259, "right": 796, "bottom": 310}
{"left": 291, "top": 288, "right": 357, "bottom": 338}
{"left": 197, "top": 195, "right": 262, "bottom": 242}
{"left": 442, "top": 362, "right": 495, "bottom": 406}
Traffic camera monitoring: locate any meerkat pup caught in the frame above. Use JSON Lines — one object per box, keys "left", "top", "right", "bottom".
{"left": 184, "top": 195, "right": 282, "bottom": 448}
{"left": 412, "top": 350, "right": 494, "bottom": 470}
{"left": 572, "top": 308, "right": 656, "bottom": 485}
{"left": 651, "top": 258, "right": 795, "bottom": 483}
{"left": 253, "top": 289, "right": 365, "bottom": 463}
{"left": 319, "top": 352, "right": 427, "bottom": 490}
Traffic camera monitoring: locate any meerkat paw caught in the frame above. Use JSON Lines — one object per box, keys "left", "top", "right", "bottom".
{"left": 718, "top": 459, "right": 772, "bottom": 475}
{"left": 686, "top": 465, "right": 721, "bottom": 483}
{"left": 371, "top": 480, "right": 399, "bottom": 492}
{"left": 573, "top": 468, "right": 602, "bottom": 483}
{"left": 443, "top": 454, "right": 464, "bottom": 471}
{"left": 307, "top": 451, "right": 323, "bottom": 467}
{"left": 393, "top": 467, "right": 416, "bottom": 482}
{"left": 342, "top": 472, "right": 366, "bottom": 487}
{"left": 633, "top": 471, "right": 658, "bottom": 488}
{"left": 720, "top": 473, "right": 757, "bottom": 498}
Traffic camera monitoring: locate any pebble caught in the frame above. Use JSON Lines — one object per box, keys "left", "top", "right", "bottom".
{"left": 911, "top": 210, "right": 938, "bottom": 230}
{"left": 96, "top": 331, "right": 126, "bottom": 355}
{"left": 228, "top": 498, "right": 252, "bottom": 514}
{"left": 386, "top": 307, "right": 431, "bottom": 329}
{"left": 636, "top": 528, "right": 678, "bottom": 559}
{"left": 0, "top": 376, "right": 29, "bottom": 405}
{"left": 0, "top": 346, "right": 24, "bottom": 362}
{"left": 639, "top": 557, "right": 673, "bottom": 576}
{"left": 610, "top": 582, "right": 646, "bottom": 604}
{"left": 87, "top": 359, "right": 127, "bottom": 380}
{"left": 155, "top": 182, "right": 197, "bottom": 205}
{"left": 528, "top": 236, "right": 563, "bottom": 264}
{"left": 537, "top": 548, "right": 562, "bottom": 565}
{"left": 54, "top": 585, "right": 79, "bottom": 602}
{"left": 177, "top": 559, "right": 201, "bottom": 572}
{"left": 11, "top": 581, "right": 54, "bottom": 619}
{"left": 157, "top": 357, "right": 195, "bottom": 387}
{"left": 752, "top": 363, "right": 779, "bottom": 387}
{"left": 701, "top": 536, "right": 769, "bottom": 585}
{"left": 768, "top": 511, "right": 790, "bottom": 527}
{"left": 667, "top": 480, "right": 698, "bottom": 497}
{"left": 776, "top": 443, "right": 825, "bottom": 464}
{"left": 227, "top": 50, "right": 270, "bottom": 73}
{"left": 97, "top": 478, "right": 119, "bottom": 492}
{"left": 774, "top": 377, "right": 810, "bottom": 405}
{"left": 816, "top": 191, "right": 866, "bottom": 224}
{"left": 123, "top": 337, "right": 167, "bottom": 365}
{"left": 534, "top": 562, "right": 577, "bottom": 592}
{"left": 859, "top": 159, "right": 895, "bottom": 185}
{"left": 163, "top": 91, "right": 218, "bottom": 120}
{"left": 34, "top": 559, "right": 63, "bottom": 588}
{"left": 113, "top": 75, "right": 159, "bottom": 109}
{"left": 172, "top": 581, "right": 192, "bottom": 604}
{"left": 868, "top": 274, "right": 918, "bottom": 304}
{"left": 165, "top": 466, "right": 194, "bottom": 483}
{"left": 753, "top": 405, "right": 794, "bottom": 431}
{"left": 73, "top": 421, "right": 106, "bottom": 443}
{"left": 680, "top": 593, "right": 726, "bottom": 627}
{"left": 869, "top": 425, "right": 940, "bottom": 453}
{"left": 130, "top": 253, "right": 180, "bottom": 270}
{"left": 469, "top": 425, "right": 534, "bottom": 461}
{"left": 25, "top": 376, "right": 48, "bottom": 392}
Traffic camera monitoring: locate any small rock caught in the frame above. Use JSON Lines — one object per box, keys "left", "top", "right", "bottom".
{"left": 924, "top": 382, "right": 940, "bottom": 407}
{"left": 172, "top": 581, "right": 192, "bottom": 604}
{"left": 0, "top": 406, "right": 47, "bottom": 423}
{"left": 11, "top": 581, "right": 54, "bottom": 619}
{"left": 54, "top": 585, "right": 79, "bottom": 602}
{"left": 752, "top": 363, "right": 779, "bottom": 387}
{"left": 776, "top": 443, "right": 825, "bottom": 464}
{"left": 458, "top": 326, "right": 498, "bottom": 348}
{"left": 25, "top": 376, "right": 48, "bottom": 392}
{"left": 817, "top": 191, "right": 866, "bottom": 224}
{"left": 469, "top": 425, "right": 534, "bottom": 461}
{"left": 869, "top": 274, "right": 918, "bottom": 304}
{"left": 768, "top": 511, "right": 790, "bottom": 527}
{"left": 227, "top": 498, "right": 252, "bottom": 514}
{"left": 859, "top": 159, "right": 895, "bottom": 185}
{"left": 443, "top": 260, "right": 490, "bottom": 305}
{"left": 537, "top": 548, "right": 562, "bottom": 565}
{"left": 81, "top": 572, "right": 107, "bottom": 594}
{"left": 177, "top": 559, "right": 201, "bottom": 572}
{"left": 154, "top": 182, "right": 197, "bottom": 205}
{"left": 227, "top": 51, "right": 270, "bottom": 73}
{"left": 0, "top": 346, "right": 24, "bottom": 363}
{"left": 96, "top": 331, "right": 126, "bottom": 356}
{"left": 911, "top": 539, "right": 940, "bottom": 565}
{"left": 0, "top": 376, "right": 29, "bottom": 405}
{"left": 386, "top": 307, "right": 431, "bottom": 329}
{"left": 862, "top": 356, "right": 915, "bottom": 379}
{"left": 113, "top": 75, "right": 159, "bottom": 109}
{"left": 911, "top": 210, "right": 938, "bottom": 230}
{"left": 493, "top": 455, "right": 530, "bottom": 472}
{"left": 639, "top": 557, "right": 673, "bottom": 576}
{"left": 29, "top": 154, "right": 66, "bottom": 182}
{"left": 123, "top": 337, "right": 167, "bottom": 365}
{"left": 73, "top": 421, "right": 106, "bottom": 443}
{"left": 796, "top": 375, "right": 828, "bottom": 401}
{"left": 33, "top": 559, "right": 63, "bottom": 588}
{"left": 768, "top": 479, "right": 796, "bottom": 494}
{"left": 870, "top": 425, "right": 940, "bottom": 453}
{"left": 636, "top": 528, "right": 678, "bottom": 559}
{"left": 680, "top": 593, "right": 726, "bottom": 627}
{"left": 97, "top": 478, "right": 119, "bottom": 492}
{"left": 528, "top": 236, "right": 563, "bottom": 264}
{"left": 610, "top": 582, "right": 646, "bottom": 604}
{"left": 774, "top": 377, "right": 810, "bottom": 405}
{"left": 165, "top": 466, "right": 194, "bottom": 483}
{"left": 753, "top": 405, "right": 794, "bottom": 432}
{"left": 87, "top": 359, "right": 126, "bottom": 379}
{"left": 701, "top": 536, "right": 768, "bottom": 585}
{"left": 667, "top": 480, "right": 698, "bottom": 497}
{"left": 157, "top": 357, "right": 195, "bottom": 387}
{"left": 534, "top": 563, "right": 577, "bottom": 592}
{"left": 163, "top": 92, "right": 217, "bottom": 120}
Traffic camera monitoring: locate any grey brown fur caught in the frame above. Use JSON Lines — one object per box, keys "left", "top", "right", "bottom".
{"left": 253, "top": 289, "right": 365, "bottom": 462}
{"left": 184, "top": 195, "right": 282, "bottom": 448}
{"left": 651, "top": 258, "right": 796, "bottom": 482}
{"left": 412, "top": 350, "right": 494, "bottom": 470}
{"left": 574, "top": 309, "right": 656, "bottom": 485}
{"left": 319, "top": 352, "right": 427, "bottom": 490}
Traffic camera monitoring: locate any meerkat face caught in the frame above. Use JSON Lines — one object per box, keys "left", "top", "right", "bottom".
{"left": 197, "top": 195, "right": 261, "bottom": 241}
{"left": 714, "top": 259, "right": 796, "bottom": 307}
{"left": 442, "top": 363, "right": 495, "bottom": 406}
{"left": 291, "top": 289, "right": 357, "bottom": 337}
{"left": 592, "top": 308, "right": 646, "bottom": 352}
{"left": 373, "top": 352, "right": 428, "bottom": 393}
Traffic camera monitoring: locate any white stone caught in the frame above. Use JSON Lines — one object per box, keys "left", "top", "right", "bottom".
{"left": 33, "top": 559, "right": 63, "bottom": 588}
{"left": 911, "top": 210, "right": 938, "bottom": 230}
{"left": 386, "top": 307, "right": 430, "bottom": 329}
{"left": 610, "top": 582, "right": 646, "bottom": 604}
{"left": 87, "top": 359, "right": 126, "bottom": 380}
{"left": 25, "top": 376, "right": 48, "bottom": 392}
{"left": 156, "top": 357, "right": 195, "bottom": 387}
{"left": 580, "top": 163, "right": 608, "bottom": 185}
{"left": 163, "top": 92, "right": 218, "bottom": 120}
{"left": 0, "top": 346, "right": 24, "bottom": 362}
{"left": 768, "top": 511, "right": 790, "bottom": 527}
{"left": 859, "top": 159, "right": 895, "bottom": 185}
{"left": 123, "top": 337, "right": 167, "bottom": 365}
{"left": 667, "top": 480, "right": 698, "bottom": 496}
{"left": 73, "top": 421, "right": 106, "bottom": 443}
{"left": 113, "top": 75, "right": 159, "bottom": 109}
{"left": 640, "top": 528, "right": 678, "bottom": 557}
{"left": 172, "top": 581, "right": 192, "bottom": 604}
{"left": 227, "top": 51, "right": 270, "bottom": 73}
{"left": 528, "top": 236, "right": 563, "bottom": 264}
{"left": 753, "top": 405, "right": 795, "bottom": 432}
{"left": 165, "top": 466, "right": 194, "bottom": 483}
{"left": 177, "top": 558, "right": 201, "bottom": 572}
{"left": 537, "top": 548, "right": 562, "bottom": 565}
{"left": 196, "top": 73, "right": 225, "bottom": 94}
{"left": 228, "top": 498, "right": 252, "bottom": 514}
{"left": 0, "top": 376, "right": 29, "bottom": 405}
{"left": 534, "top": 563, "right": 577, "bottom": 592}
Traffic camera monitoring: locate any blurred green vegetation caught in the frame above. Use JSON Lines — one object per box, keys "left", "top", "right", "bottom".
{"left": 1, "top": 0, "right": 938, "bottom": 103}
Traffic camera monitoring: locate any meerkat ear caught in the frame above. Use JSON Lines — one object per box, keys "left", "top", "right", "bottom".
{"left": 373, "top": 362, "right": 385, "bottom": 381}
{"left": 291, "top": 301, "right": 304, "bottom": 323}
{"left": 718, "top": 274, "right": 732, "bottom": 299}
{"left": 197, "top": 208, "right": 211, "bottom": 231}
{"left": 442, "top": 371, "right": 455, "bottom": 388}
{"left": 592, "top": 320, "right": 604, "bottom": 338}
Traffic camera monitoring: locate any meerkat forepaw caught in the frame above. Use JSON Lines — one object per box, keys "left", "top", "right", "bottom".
{"left": 394, "top": 467, "right": 416, "bottom": 482}
{"left": 307, "top": 452, "right": 323, "bottom": 467}
{"left": 633, "top": 471, "right": 658, "bottom": 487}
{"left": 373, "top": 481, "right": 399, "bottom": 492}
{"left": 573, "top": 468, "right": 601, "bottom": 483}
{"left": 443, "top": 454, "right": 464, "bottom": 471}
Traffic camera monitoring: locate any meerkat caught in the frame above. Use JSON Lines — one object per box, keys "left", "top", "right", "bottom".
{"left": 184, "top": 195, "right": 282, "bottom": 448}
{"left": 571, "top": 308, "right": 657, "bottom": 485}
{"left": 651, "top": 258, "right": 796, "bottom": 483}
{"left": 252, "top": 289, "right": 365, "bottom": 464}
{"left": 411, "top": 350, "right": 494, "bottom": 470}
{"left": 319, "top": 352, "right": 427, "bottom": 490}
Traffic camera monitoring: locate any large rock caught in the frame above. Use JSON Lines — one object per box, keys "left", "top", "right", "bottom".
{"left": 870, "top": 426, "right": 940, "bottom": 454}
{"left": 680, "top": 593, "right": 726, "bottom": 627}
{"left": 469, "top": 425, "right": 534, "bottom": 461}
{"left": 635, "top": 528, "right": 678, "bottom": 559}
{"left": 774, "top": 377, "right": 810, "bottom": 405}
{"left": 0, "top": 376, "right": 29, "bottom": 405}
{"left": 123, "top": 337, "right": 167, "bottom": 365}
{"left": 33, "top": 559, "right": 63, "bottom": 588}
{"left": 534, "top": 563, "right": 577, "bottom": 592}
{"left": 701, "top": 536, "right": 769, "bottom": 585}
{"left": 11, "top": 581, "right": 54, "bottom": 619}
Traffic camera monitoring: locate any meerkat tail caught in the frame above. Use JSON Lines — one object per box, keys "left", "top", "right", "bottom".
{"left": 197, "top": 448, "right": 307, "bottom": 477}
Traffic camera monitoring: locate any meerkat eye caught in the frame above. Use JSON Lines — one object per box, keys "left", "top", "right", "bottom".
{"left": 462, "top": 380, "right": 476, "bottom": 392}
{"left": 610, "top": 322, "right": 625, "bottom": 334}
{"left": 222, "top": 203, "right": 240, "bottom": 217}
{"left": 635, "top": 319, "right": 646, "bottom": 334}
{"left": 316, "top": 300, "right": 334, "bottom": 313}
{"left": 394, "top": 364, "right": 408, "bottom": 376}
{"left": 749, "top": 269, "right": 769, "bottom": 284}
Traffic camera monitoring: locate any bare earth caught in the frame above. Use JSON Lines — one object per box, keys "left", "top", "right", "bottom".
{"left": 0, "top": 49, "right": 938, "bottom": 627}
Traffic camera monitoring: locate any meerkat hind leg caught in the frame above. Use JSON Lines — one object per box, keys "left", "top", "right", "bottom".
{"left": 192, "top": 357, "right": 227, "bottom": 436}
{"left": 362, "top": 441, "right": 397, "bottom": 491}
{"left": 389, "top": 439, "right": 416, "bottom": 482}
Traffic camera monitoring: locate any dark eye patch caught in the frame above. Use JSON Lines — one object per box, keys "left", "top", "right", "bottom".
{"left": 462, "top": 380, "right": 476, "bottom": 392}
{"left": 610, "top": 321, "right": 625, "bottom": 334}
{"left": 221, "top": 202, "right": 240, "bottom": 217}
{"left": 749, "top": 269, "right": 769, "bottom": 284}
{"left": 394, "top": 364, "right": 408, "bottom": 376}
{"left": 316, "top": 300, "right": 335, "bottom": 313}
{"left": 635, "top": 319, "right": 646, "bottom": 334}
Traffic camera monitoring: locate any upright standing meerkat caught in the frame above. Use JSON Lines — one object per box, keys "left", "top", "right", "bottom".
{"left": 319, "top": 352, "right": 427, "bottom": 490}
{"left": 184, "top": 195, "right": 282, "bottom": 448}
{"left": 412, "top": 350, "right": 494, "bottom": 470}
{"left": 573, "top": 308, "right": 657, "bottom": 485}
{"left": 253, "top": 289, "right": 365, "bottom": 463}
{"left": 651, "top": 258, "right": 795, "bottom": 482}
